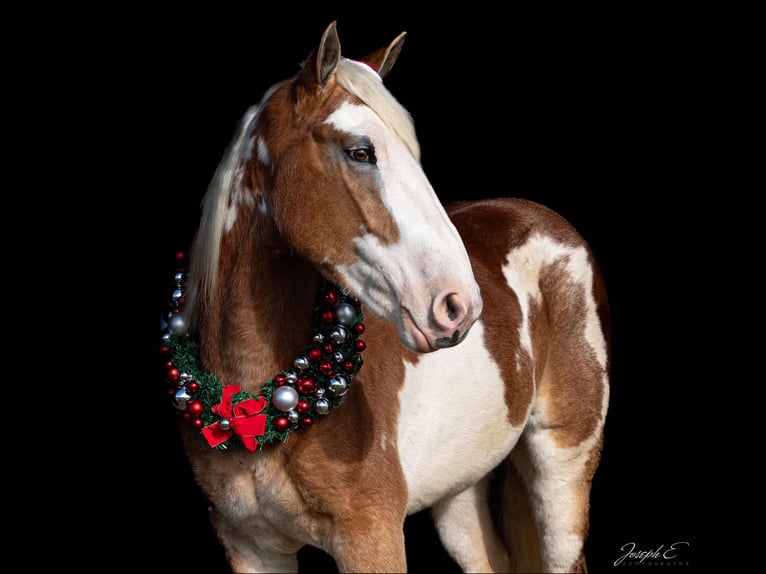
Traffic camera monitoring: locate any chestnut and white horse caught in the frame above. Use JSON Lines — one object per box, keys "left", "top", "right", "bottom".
{"left": 161, "top": 21, "right": 610, "bottom": 574}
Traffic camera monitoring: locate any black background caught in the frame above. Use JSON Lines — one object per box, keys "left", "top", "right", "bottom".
{"left": 97, "top": 7, "right": 713, "bottom": 572}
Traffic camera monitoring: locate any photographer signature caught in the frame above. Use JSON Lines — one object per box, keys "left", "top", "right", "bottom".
{"left": 614, "top": 541, "right": 690, "bottom": 566}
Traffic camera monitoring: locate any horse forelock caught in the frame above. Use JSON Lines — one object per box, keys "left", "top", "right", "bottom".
{"left": 335, "top": 59, "right": 420, "bottom": 162}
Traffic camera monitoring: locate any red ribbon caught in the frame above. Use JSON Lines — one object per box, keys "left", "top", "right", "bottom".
{"left": 201, "top": 385, "right": 267, "bottom": 453}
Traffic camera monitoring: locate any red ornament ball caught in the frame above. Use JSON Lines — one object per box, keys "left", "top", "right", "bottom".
{"left": 344, "top": 361, "right": 355, "bottom": 373}
{"left": 191, "top": 417, "right": 204, "bottom": 429}
{"left": 273, "top": 416, "right": 290, "bottom": 432}
{"left": 274, "top": 374, "right": 287, "bottom": 386}
{"left": 307, "top": 348, "right": 322, "bottom": 362}
{"left": 354, "top": 322, "right": 366, "bottom": 334}
{"left": 186, "top": 381, "right": 200, "bottom": 394}
{"left": 187, "top": 400, "right": 204, "bottom": 417}
{"left": 167, "top": 367, "right": 180, "bottom": 382}
{"left": 321, "top": 309, "right": 335, "bottom": 324}
{"left": 319, "top": 361, "right": 333, "bottom": 375}
{"left": 354, "top": 340, "right": 366, "bottom": 352}
{"left": 298, "top": 378, "right": 316, "bottom": 394}
{"left": 323, "top": 290, "right": 338, "bottom": 305}
{"left": 159, "top": 346, "right": 170, "bottom": 355}
{"left": 322, "top": 343, "right": 334, "bottom": 354}
{"left": 301, "top": 417, "right": 313, "bottom": 428}
{"left": 296, "top": 400, "right": 310, "bottom": 414}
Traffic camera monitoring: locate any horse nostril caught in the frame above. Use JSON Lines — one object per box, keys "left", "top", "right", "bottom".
{"left": 432, "top": 291, "right": 468, "bottom": 330}
{"left": 446, "top": 295, "right": 459, "bottom": 322}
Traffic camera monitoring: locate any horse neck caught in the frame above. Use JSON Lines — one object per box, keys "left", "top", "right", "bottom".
{"left": 196, "top": 205, "right": 323, "bottom": 394}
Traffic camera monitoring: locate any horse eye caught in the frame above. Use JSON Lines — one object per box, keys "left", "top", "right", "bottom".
{"left": 348, "top": 147, "right": 375, "bottom": 164}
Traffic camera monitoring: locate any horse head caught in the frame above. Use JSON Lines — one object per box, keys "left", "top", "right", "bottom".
{"left": 193, "top": 22, "right": 482, "bottom": 353}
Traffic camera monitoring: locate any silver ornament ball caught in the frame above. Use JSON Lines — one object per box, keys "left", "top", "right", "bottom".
{"left": 272, "top": 385, "right": 300, "bottom": 412}
{"left": 219, "top": 418, "right": 231, "bottom": 431}
{"left": 294, "top": 356, "right": 309, "bottom": 370}
{"left": 330, "top": 326, "right": 348, "bottom": 344}
{"left": 168, "top": 313, "right": 188, "bottom": 335}
{"left": 173, "top": 388, "right": 191, "bottom": 410}
{"left": 329, "top": 375, "right": 349, "bottom": 397}
{"left": 315, "top": 398, "right": 331, "bottom": 415}
{"left": 335, "top": 303, "right": 356, "bottom": 325}
{"left": 288, "top": 411, "right": 300, "bottom": 424}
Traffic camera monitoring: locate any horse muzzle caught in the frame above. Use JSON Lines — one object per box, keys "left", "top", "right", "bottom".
{"left": 400, "top": 287, "right": 483, "bottom": 353}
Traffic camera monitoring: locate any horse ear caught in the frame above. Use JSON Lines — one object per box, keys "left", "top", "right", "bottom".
{"left": 362, "top": 31, "right": 406, "bottom": 79}
{"left": 295, "top": 21, "right": 341, "bottom": 93}
{"left": 316, "top": 21, "right": 341, "bottom": 86}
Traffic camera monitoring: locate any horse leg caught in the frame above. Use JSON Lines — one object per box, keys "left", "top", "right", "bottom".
{"left": 210, "top": 507, "right": 302, "bottom": 573}
{"left": 330, "top": 520, "right": 407, "bottom": 573}
{"left": 431, "top": 475, "right": 512, "bottom": 573}
{"left": 507, "top": 425, "right": 604, "bottom": 573}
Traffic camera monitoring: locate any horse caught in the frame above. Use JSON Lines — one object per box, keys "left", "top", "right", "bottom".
{"left": 160, "top": 21, "right": 610, "bottom": 573}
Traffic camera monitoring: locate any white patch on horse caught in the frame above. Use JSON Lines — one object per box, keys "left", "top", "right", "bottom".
{"left": 258, "top": 197, "right": 268, "bottom": 216}
{"left": 224, "top": 185, "right": 256, "bottom": 232}
{"left": 325, "top": 101, "right": 481, "bottom": 332}
{"left": 524, "top": 391, "right": 608, "bottom": 571}
{"left": 396, "top": 321, "right": 522, "bottom": 514}
{"left": 257, "top": 137, "right": 270, "bottom": 166}
{"left": 503, "top": 233, "right": 608, "bottom": 371}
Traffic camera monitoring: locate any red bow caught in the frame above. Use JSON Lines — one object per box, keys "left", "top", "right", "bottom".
{"left": 201, "top": 385, "right": 267, "bottom": 453}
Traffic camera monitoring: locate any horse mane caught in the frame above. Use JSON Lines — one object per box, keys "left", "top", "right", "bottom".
{"left": 184, "top": 99, "right": 264, "bottom": 328}
{"left": 185, "top": 59, "right": 419, "bottom": 328}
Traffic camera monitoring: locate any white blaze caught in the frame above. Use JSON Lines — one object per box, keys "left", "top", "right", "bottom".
{"left": 324, "top": 101, "right": 480, "bottom": 326}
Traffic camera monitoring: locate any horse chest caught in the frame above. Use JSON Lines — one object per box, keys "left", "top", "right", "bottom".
{"left": 396, "top": 321, "right": 529, "bottom": 513}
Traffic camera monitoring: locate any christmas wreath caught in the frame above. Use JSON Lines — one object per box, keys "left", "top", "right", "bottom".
{"left": 160, "top": 252, "right": 366, "bottom": 453}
